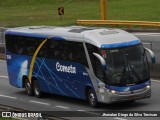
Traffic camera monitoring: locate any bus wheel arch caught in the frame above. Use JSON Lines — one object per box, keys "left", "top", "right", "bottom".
{"left": 22, "top": 75, "right": 28, "bottom": 88}
{"left": 85, "top": 86, "right": 99, "bottom": 107}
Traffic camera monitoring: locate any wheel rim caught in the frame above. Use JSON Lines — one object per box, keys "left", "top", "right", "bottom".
{"left": 34, "top": 87, "right": 39, "bottom": 96}
{"left": 33, "top": 81, "right": 41, "bottom": 97}
{"left": 26, "top": 82, "right": 31, "bottom": 94}
{"left": 89, "top": 92, "right": 95, "bottom": 105}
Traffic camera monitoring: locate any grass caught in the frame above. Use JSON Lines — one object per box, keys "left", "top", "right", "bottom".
{"left": 0, "top": 0, "right": 160, "bottom": 27}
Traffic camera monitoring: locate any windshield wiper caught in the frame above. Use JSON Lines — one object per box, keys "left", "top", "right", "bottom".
{"left": 121, "top": 50, "right": 142, "bottom": 83}
{"left": 124, "top": 50, "right": 142, "bottom": 82}
{"left": 130, "top": 66, "right": 142, "bottom": 81}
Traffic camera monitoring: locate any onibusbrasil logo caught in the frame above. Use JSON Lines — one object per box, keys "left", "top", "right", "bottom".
{"left": 1, "top": 112, "right": 42, "bottom": 118}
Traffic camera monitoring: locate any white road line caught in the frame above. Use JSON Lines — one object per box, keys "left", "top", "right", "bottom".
{"left": 29, "top": 100, "right": 50, "bottom": 106}
{"left": 152, "top": 79, "right": 160, "bottom": 83}
{"left": 56, "top": 105, "right": 69, "bottom": 109}
{"left": 77, "top": 110, "right": 85, "bottom": 111}
{"left": 114, "top": 117, "right": 127, "bottom": 120}
{"left": 0, "top": 94, "right": 17, "bottom": 99}
{"left": 0, "top": 75, "right": 8, "bottom": 78}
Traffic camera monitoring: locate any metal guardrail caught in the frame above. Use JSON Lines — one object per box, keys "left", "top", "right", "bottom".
{"left": 77, "top": 20, "right": 160, "bottom": 28}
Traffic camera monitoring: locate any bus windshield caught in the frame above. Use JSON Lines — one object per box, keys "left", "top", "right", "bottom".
{"left": 101, "top": 44, "right": 150, "bottom": 86}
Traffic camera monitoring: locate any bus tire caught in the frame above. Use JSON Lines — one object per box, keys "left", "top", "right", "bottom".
{"left": 87, "top": 89, "right": 99, "bottom": 108}
{"left": 24, "top": 78, "right": 33, "bottom": 96}
{"left": 33, "top": 80, "right": 42, "bottom": 98}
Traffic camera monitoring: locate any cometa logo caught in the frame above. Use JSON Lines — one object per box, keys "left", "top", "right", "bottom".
{"left": 56, "top": 62, "right": 76, "bottom": 74}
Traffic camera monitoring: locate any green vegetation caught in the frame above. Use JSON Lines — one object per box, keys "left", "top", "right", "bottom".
{"left": 0, "top": 0, "right": 160, "bottom": 27}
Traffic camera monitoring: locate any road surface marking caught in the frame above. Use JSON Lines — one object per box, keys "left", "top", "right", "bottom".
{"left": 56, "top": 105, "right": 69, "bottom": 109}
{"left": 0, "top": 75, "right": 8, "bottom": 78}
{"left": 152, "top": 79, "right": 160, "bottom": 83}
{"left": 29, "top": 100, "right": 50, "bottom": 106}
{"left": 77, "top": 110, "right": 85, "bottom": 111}
{"left": 114, "top": 117, "right": 127, "bottom": 120}
{"left": 0, "top": 94, "right": 17, "bottom": 99}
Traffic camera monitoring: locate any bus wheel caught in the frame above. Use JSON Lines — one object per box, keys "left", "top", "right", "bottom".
{"left": 33, "top": 80, "right": 42, "bottom": 98}
{"left": 87, "top": 89, "right": 98, "bottom": 107}
{"left": 24, "top": 79, "right": 33, "bottom": 96}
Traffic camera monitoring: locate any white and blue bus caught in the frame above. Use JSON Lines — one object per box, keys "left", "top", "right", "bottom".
{"left": 5, "top": 26, "right": 155, "bottom": 107}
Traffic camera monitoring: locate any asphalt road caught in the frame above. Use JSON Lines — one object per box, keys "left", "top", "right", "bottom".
{"left": 0, "top": 60, "right": 160, "bottom": 120}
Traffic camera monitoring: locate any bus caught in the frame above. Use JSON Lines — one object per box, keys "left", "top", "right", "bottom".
{"left": 5, "top": 26, "right": 155, "bottom": 107}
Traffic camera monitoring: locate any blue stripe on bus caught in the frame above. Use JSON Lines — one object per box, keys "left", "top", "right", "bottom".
{"left": 101, "top": 40, "right": 141, "bottom": 49}
{"left": 5, "top": 31, "right": 48, "bottom": 38}
{"left": 52, "top": 36, "right": 65, "bottom": 41}
{"left": 5, "top": 31, "right": 65, "bottom": 41}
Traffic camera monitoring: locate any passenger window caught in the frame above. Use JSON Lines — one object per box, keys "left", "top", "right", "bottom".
{"left": 38, "top": 41, "right": 48, "bottom": 58}
{"left": 48, "top": 40, "right": 61, "bottom": 59}
{"left": 71, "top": 42, "right": 88, "bottom": 67}
{"left": 6, "top": 35, "right": 43, "bottom": 56}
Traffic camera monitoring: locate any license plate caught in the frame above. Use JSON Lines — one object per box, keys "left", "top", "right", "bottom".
{"left": 128, "top": 96, "right": 136, "bottom": 100}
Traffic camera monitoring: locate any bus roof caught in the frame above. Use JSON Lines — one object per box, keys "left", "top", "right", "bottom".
{"left": 5, "top": 26, "right": 141, "bottom": 49}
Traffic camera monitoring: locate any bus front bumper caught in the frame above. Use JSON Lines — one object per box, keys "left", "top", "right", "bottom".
{"left": 106, "top": 87, "right": 151, "bottom": 103}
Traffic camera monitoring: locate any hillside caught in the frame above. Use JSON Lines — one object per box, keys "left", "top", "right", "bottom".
{"left": 0, "top": 0, "right": 160, "bottom": 27}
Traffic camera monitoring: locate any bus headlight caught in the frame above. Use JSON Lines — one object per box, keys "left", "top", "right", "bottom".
{"left": 146, "top": 85, "right": 150, "bottom": 89}
{"left": 110, "top": 90, "right": 116, "bottom": 94}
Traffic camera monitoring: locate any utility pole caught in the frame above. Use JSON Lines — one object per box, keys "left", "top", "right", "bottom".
{"left": 100, "top": 0, "right": 107, "bottom": 20}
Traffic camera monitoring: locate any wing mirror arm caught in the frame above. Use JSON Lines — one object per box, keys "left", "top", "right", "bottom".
{"left": 93, "top": 52, "right": 107, "bottom": 70}
{"left": 144, "top": 47, "right": 156, "bottom": 64}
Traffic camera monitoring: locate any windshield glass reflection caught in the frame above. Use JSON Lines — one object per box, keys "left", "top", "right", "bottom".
{"left": 101, "top": 44, "right": 149, "bottom": 86}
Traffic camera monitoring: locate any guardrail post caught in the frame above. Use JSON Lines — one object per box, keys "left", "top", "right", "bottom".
{"left": 0, "top": 27, "right": 5, "bottom": 45}
{"left": 0, "top": 28, "right": 2, "bottom": 45}
{"left": 100, "top": 0, "right": 107, "bottom": 20}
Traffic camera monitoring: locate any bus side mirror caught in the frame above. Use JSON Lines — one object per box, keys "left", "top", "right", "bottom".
{"left": 93, "top": 53, "right": 107, "bottom": 70}
{"left": 144, "top": 47, "right": 156, "bottom": 64}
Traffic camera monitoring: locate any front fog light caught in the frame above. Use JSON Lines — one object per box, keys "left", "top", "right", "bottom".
{"left": 146, "top": 85, "right": 150, "bottom": 89}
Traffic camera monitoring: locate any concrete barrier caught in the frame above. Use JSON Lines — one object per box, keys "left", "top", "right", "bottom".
{"left": 149, "top": 64, "right": 160, "bottom": 78}
{"left": 0, "top": 46, "right": 5, "bottom": 60}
